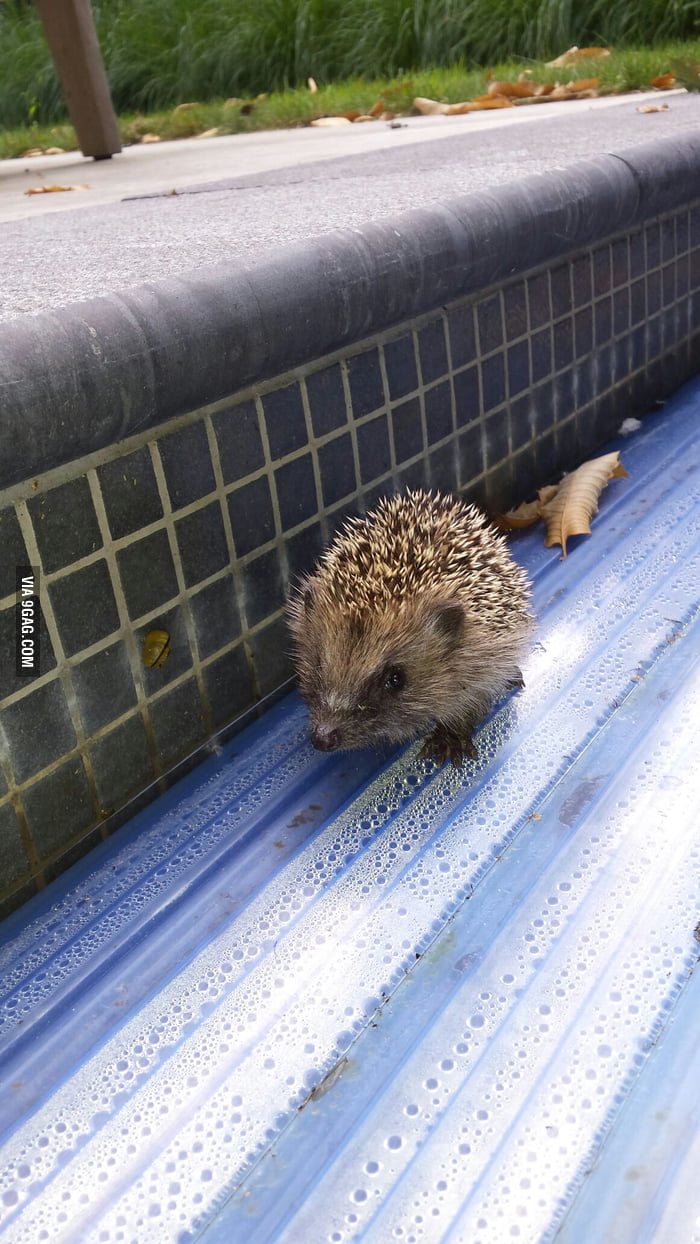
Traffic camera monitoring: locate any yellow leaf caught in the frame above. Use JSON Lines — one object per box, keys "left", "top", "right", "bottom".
{"left": 546, "top": 46, "right": 611, "bottom": 68}
{"left": 24, "top": 183, "right": 89, "bottom": 195}
{"left": 540, "top": 452, "right": 629, "bottom": 556}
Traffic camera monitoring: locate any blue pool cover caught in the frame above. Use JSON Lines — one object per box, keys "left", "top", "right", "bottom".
{"left": 0, "top": 380, "right": 699, "bottom": 1243}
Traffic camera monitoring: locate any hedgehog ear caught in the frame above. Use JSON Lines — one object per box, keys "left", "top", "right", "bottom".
{"left": 430, "top": 601, "right": 464, "bottom": 643}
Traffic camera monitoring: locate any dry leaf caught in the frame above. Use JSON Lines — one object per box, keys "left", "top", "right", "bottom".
{"left": 20, "top": 148, "right": 44, "bottom": 158}
{"left": 44, "top": 146, "right": 65, "bottom": 155}
{"left": 540, "top": 452, "right": 629, "bottom": 555}
{"left": 140, "top": 133, "right": 161, "bottom": 143}
{"left": 650, "top": 73, "right": 675, "bottom": 89}
{"left": 369, "top": 99, "right": 386, "bottom": 117}
{"left": 194, "top": 127, "right": 220, "bottom": 139}
{"left": 353, "top": 114, "right": 377, "bottom": 122}
{"left": 496, "top": 499, "right": 544, "bottom": 529}
{"left": 413, "top": 96, "right": 450, "bottom": 115}
{"left": 24, "top": 183, "right": 88, "bottom": 195}
{"left": 224, "top": 97, "right": 243, "bottom": 107}
{"left": 340, "top": 110, "right": 362, "bottom": 121}
{"left": 637, "top": 103, "right": 669, "bottom": 113}
{"left": 545, "top": 46, "right": 611, "bottom": 68}
{"left": 310, "top": 116, "right": 352, "bottom": 126}
{"left": 488, "top": 80, "right": 538, "bottom": 98}
{"left": 307, "top": 77, "right": 318, "bottom": 93}
{"left": 173, "top": 102, "right": 198, "bottom": 113}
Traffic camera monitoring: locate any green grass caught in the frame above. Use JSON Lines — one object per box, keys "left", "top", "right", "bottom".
{"left": 0, "top": 0, "right": 698, "bottom": 129}
{"left": 0, "top": 42, "right": 697, "bottom": 162}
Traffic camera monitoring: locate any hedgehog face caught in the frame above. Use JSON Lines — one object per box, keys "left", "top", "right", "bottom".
{"left": 289, "top": 590, "right": 472, "bottom": 752}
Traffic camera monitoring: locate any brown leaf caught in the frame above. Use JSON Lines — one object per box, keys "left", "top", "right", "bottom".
{"left": 44, "top": 146, "right": 65, "bottom": 155}
{"left": 567, "top": 77, "right": 601, "bottom": 92}
{"left": 545, "top": 46, "right": 611, "bottom": 68}
{"left": 487, "top": 80, "right": 537, "bottom": 98}
{"left": 20, "top": 148, "right": 44, "bottom": 158}
{"left": 352, "top": 114, "right": 377, "bottom": 122}
{"left": 340, "top": 110, "right": 362, "bottom": 121}
{"left": 369, "top": 99, "right": 386, "bottom": 117}
{"left": 496, "top": 499, "right": 544, "bottom": 529}
{"left": 540, "top": 451, "right": 629, "bottom": 556}
{"left": 637, "top": 103, "right": 670, "bottom": 113}
{"left": 24, "top": 183, "right": 89, "bottom": 195}
{"left": 650, "top": 73, "right": 676, "bottom": 89}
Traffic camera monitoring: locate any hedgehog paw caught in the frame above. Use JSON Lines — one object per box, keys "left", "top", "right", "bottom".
{"left": 505, "top": 668, "right": 525, "bottom": 691}
{"left": 420, "top": 726, "right": 478, "bottom": 768}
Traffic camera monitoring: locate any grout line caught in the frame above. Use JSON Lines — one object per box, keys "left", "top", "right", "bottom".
{"left": 89, "top": 461, "right": 165, "bottom": 795}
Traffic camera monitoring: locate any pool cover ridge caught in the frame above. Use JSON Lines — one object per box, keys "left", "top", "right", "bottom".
{"left": 0, "top": 380, "right": 698, "bottom": 1241}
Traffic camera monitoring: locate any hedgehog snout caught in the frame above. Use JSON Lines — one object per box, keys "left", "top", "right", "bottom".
{"left": 310, "top": 722, "right": 343, "bottom": 752}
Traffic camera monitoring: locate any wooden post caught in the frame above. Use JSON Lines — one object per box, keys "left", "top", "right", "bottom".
{"left": 34, "top": 0, "right": 121, "bottom": 159}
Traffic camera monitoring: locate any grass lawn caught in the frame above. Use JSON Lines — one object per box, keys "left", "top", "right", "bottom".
{"left": 0, "top": 43, "right": 697, "bottom": 162}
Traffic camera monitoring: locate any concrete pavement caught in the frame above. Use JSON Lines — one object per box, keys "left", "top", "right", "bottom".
{"left": 0, "top": 88, "right": 694, "bottom": 321}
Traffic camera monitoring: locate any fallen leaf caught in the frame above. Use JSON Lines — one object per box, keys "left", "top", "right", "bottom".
{"left": 310, "top": 116, "right": 352, "bottom": 126}
{"left": 307, "top": 76, "right": 318, "bottom": 93}
{"left": 369, "top": 99, "right": 386, "bottom": 117}
{"left": 463, "top": 96, "right": 513, "bottom": 110}
{"left": 353, "top": 114, "right": 377, "bottom": 122}
{"left": 24, "top": 183, "right": 89, "bottom": 195}
{"left": 650, "top": 73, "right": 676, "bottom": 89}
{"left": 340, "top": 110, "right": 362, "bottom": 121}
{"left": 20, "top": 148, "right": 44, "bottom": 157}
{"left": 413, "top": 96, "right": 450, "bottom": 115}
{"left": 224, "top": 97, "right": 243, "bottom": 107}
{"left": 44, "top": 146, "right": 65, "bottom": 155}
{"left": 488, "top": 80, "right": 537, "bottom": 98}
{"left": 637, "top": 103, "right": 669, "bottom": 113}
{"left": 173, "top": 102, "right": 198, "bottom": 112}
{"left": 140, "top": 133, "right": 161, "bottom": 143}
{"left": 194, "top": 127, "right": 220, "bottom": 139}
{"left": 567, "top": 77, "right": 601, "bottom": 92}
{"left": 546, "top": 46, "right": 611, "bottom": 68}
{"left": 540, "top": 452, "right": 629, "bottom": 555}
{"left": 496, "top": 498, "right": 543, "bottom": 529}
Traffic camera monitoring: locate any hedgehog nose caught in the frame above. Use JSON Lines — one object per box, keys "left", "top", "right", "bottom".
{"left": 311, "top": 724, "right": 342, "bottom": 752}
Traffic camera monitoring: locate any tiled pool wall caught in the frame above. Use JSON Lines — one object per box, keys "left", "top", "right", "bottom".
{"left": 0, "top": 200, "right": 698, "bottom": 918}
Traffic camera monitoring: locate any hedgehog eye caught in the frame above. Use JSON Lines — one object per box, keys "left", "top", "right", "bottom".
{"left": 384, "top": 665, "right": 405, "bottom": 692}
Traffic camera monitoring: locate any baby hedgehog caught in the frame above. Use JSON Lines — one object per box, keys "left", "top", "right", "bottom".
{"left": 287, "top": 488, "right": 533, "bottom": 767}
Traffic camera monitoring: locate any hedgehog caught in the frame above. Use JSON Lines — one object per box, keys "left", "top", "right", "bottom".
{"left": 287, "top": 489, "right": 533, "bottom": 767}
